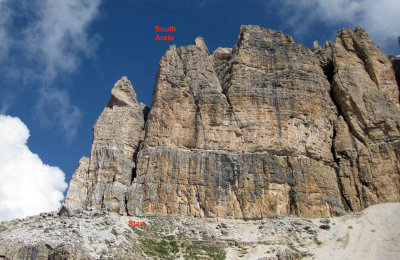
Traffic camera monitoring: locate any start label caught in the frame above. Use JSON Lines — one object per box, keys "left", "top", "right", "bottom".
{"left": 155, "top": 26, "right": 176, "bottom": 41}
{"left": 129, "top": 220, "right": 146, "bottom": 227}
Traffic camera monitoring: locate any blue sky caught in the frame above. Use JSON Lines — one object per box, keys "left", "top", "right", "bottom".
{"left": 0, "top": 0, "right": 399, "bottom": 220}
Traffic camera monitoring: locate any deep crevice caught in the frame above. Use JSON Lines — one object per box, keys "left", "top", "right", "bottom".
{"left": 288, "top": 187, "right": 297, "bottom": 215}
{"left": 222, "top": 88, "right": 240, "bottom": 126}
{"left": 390, "top": 56, "right": 400, "bottom": 103}
{"left": 130, "top": 140, "right": 143, "bottom": 185}
{"left": 323, "top": 57, "right": 369, "bottom": 213}
{"left": 330, "top": 123, "right": 353, "bottom": 212}
{"left": 124, "top": 193, "right": 129, "bottom": 216}
{"left": 129, "top": 101, "right": 149, "bottom": 185}
{"left": 322, "top": 60, "right": 334, "bottom": 85}
{"left": 101, "top": 192, "right": 105, "bottom": 209}
{"left": 194, "top": 101, "right": 202, "bottom": 147}
{"left": 131, "top": 167, "right": 137, "bottom": 184}
{"left": 286, "top": 158, "right": 298, "bottom": 215}
{"left": 218, "top": 64, "right": 241, "bottom": 130}
{"left": 321, "top": 55, "right": 354, "bottom": 212}
{"left": 142, "top": 105, "right": 150, "bottom": 122}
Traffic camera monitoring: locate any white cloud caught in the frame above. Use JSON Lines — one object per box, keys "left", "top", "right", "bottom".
{"left": 0, "top": 0, "right": 11, "bottom": 61}
{"left": 0, "top": 114, "right": 67, "bottom": 221}
{"left": 0, "top": 0, "right": 102, "bottom": 137}
{"left": 23, "top": 0, "right": 102, "bottom": 82}
{"left": 35, "top": 88, "right": 82, "bottom": 139}
{"left": 279, "top": 0, "right": 400, "bottom": 52}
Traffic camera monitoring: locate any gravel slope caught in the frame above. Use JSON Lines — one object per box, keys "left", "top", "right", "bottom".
{"left": 0, "top": 203, "right": 399, "bottom": 259}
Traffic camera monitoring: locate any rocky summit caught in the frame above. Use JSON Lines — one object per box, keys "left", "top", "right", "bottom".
{"left": 1, "top": 25, "right": 400, "bottom": 259}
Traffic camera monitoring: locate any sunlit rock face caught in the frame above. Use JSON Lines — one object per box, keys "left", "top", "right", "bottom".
{"left": 64, "top": 77, "right": 148, "bottom": 215}
{"left": 323, "top": 27, "right": 400, "bottom": 211}
{"left": 64, "top": 25, "right": 400, "bottom": 219}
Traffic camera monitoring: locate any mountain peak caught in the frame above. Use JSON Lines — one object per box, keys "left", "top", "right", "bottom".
{"left": 107, "top": 76, "right": 138, "bottom": 108}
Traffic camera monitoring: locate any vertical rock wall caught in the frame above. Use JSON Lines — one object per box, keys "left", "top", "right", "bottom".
{"left": 64, "top": 25, "right": 400, "bottom": 219}
{"left": 64, "top": 77, "right": 148, "bottom": 215}
{"left": 326, "top": 27, "right": 400, "bottom": 211}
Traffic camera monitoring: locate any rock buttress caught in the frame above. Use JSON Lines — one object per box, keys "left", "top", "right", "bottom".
{"left": 64, "top": 77, "right": 147, "bottom": 214}
{"left": 322, "top": 27, "right": 400, "bottom": 211}
{"left": 63, "top": 157, "right": 90, "bottom": 208}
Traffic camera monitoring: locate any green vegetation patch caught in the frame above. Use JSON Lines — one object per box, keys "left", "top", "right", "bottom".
{"left": 185, "top": 242, "right": 225, "bottom": 260}
{"left": 0, "top": 225, "right": 7, "bottom": 232}
{"left": 313, "top": 236, "right": 323, "bottom": 246}
{"left": 139, "top": 237, "right": 226, "bottom": 260}
{"left": 133, "top": 216, "right": 226, "bottom": 259}
{"left": 139, "top": 237, "right": 179, "bottom": 259}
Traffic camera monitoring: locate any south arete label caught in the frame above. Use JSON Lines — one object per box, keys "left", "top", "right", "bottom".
{"left": 155, "top": 26, "right": 176, "bottom": 41}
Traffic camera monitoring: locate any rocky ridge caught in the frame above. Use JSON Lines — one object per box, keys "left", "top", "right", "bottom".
{"left": 64, "top": 25, "right": 400, "bottom": 219}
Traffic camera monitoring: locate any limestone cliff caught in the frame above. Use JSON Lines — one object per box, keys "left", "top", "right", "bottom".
{"left": 64, "top": 25, "right": 400, "bottom": 219}
{"left": 65, "top": 77, "right": 148, "bottom": 215}
{"left": 316, "top": 27, "right": 400, "bottom": 211}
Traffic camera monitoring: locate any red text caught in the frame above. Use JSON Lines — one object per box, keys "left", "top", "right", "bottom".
{"left": 155, "top": 26, "right": 176, "bottom": 32}
{"left": 155, "top": 26, "right": 176, "bottom": 41}
{"left": 129, "top": 220, "right": 146, "bottom": 227}
{"left": 155, "top": 35, "right": 174, "bottom": 41}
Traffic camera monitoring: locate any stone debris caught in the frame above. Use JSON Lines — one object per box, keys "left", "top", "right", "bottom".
{"left": 0, "top": 203, "right": 398, "bottom": 259}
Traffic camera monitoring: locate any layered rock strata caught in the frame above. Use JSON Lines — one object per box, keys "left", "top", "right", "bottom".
{"left": 64, "top": 25, "right": 400, "bottom": 219}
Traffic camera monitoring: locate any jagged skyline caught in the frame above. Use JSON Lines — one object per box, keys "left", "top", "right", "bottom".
{"left": 0, "top": 0, "right": 399, "bottom": 220}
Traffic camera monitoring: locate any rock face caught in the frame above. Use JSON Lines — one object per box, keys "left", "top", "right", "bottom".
{"left": 391, "top": 55, "right": 400, "bottom": 100}
{"left": 63, "top": 157, "right": 90, "bottom": 208}
{"left": 64, "top": 77, "right": 148, "bottom": 215}
{"left": 323, "top": 27, "right": 400, "bottom": 211}
{"left": 64, "top": 25, "right": 400, "bottom": 219}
